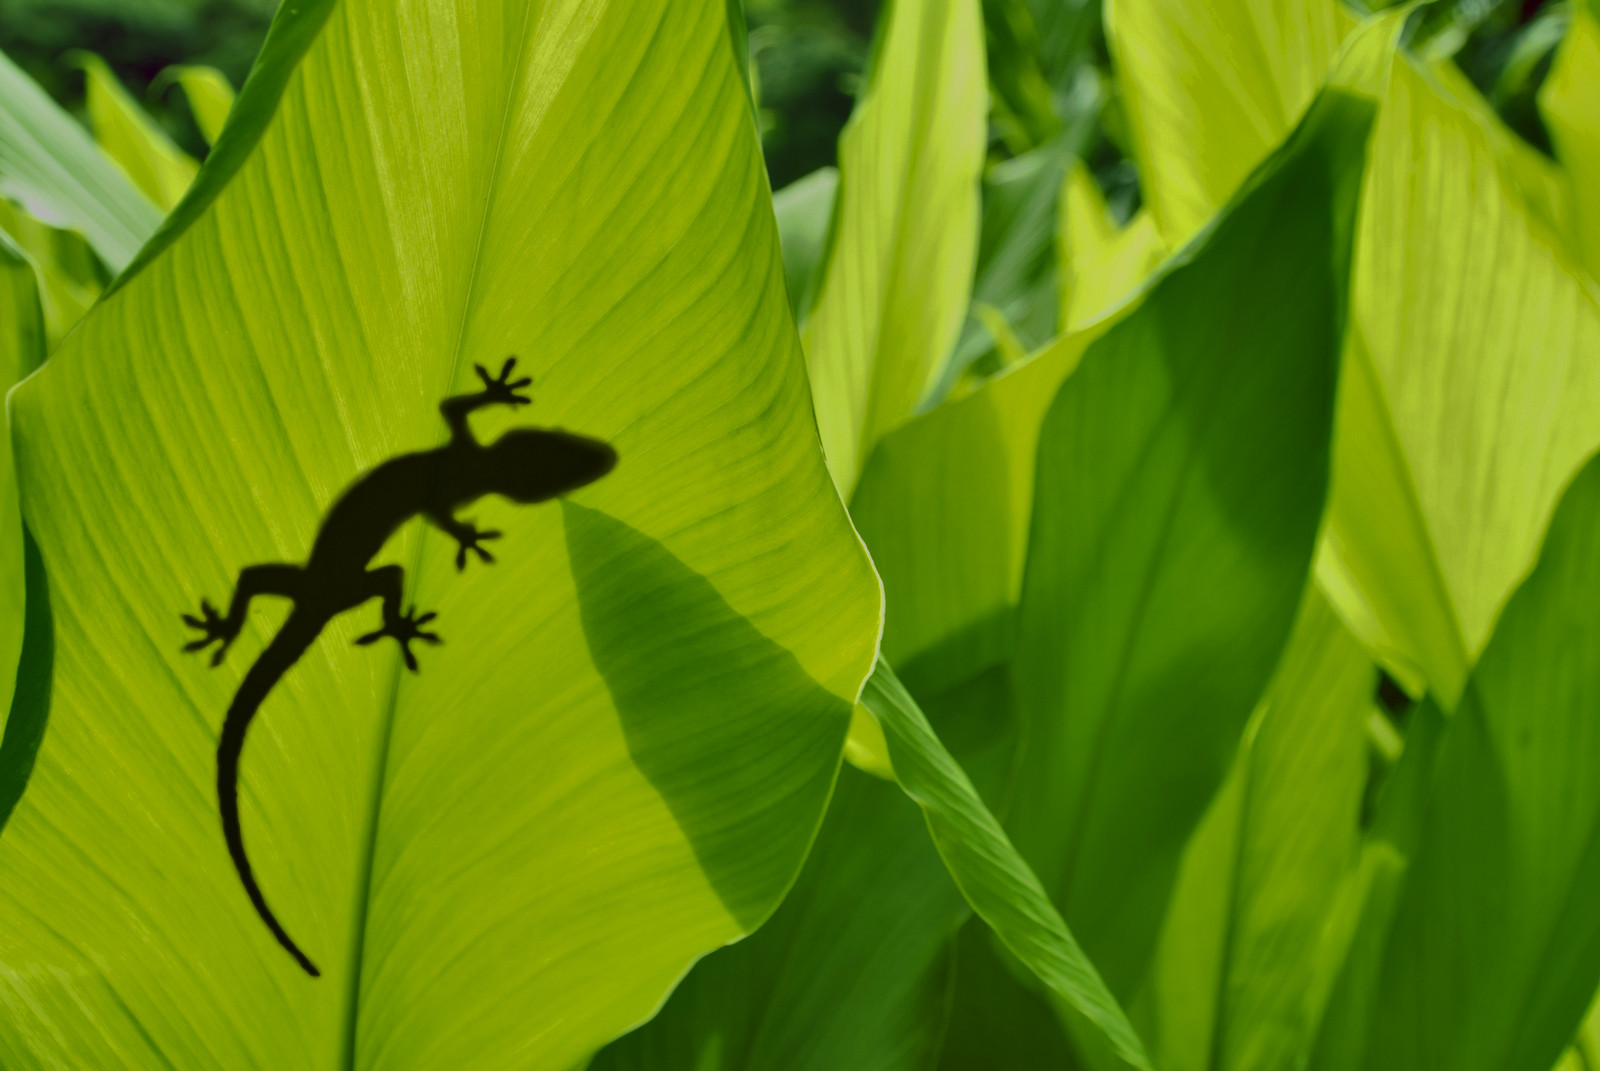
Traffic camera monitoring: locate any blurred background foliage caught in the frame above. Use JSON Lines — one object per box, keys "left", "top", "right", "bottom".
{"left": 0, "top": 0, "right": 1568, "bottom": 202}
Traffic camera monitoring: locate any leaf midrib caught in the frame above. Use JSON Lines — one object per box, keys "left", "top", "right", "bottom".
{"left": 338, "top": 2, "right": 543, "bottom": 1063}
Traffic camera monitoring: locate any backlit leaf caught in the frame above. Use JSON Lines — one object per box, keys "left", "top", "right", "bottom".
{"left": 0, "top": 1, "right": 880, "bottom": 1067}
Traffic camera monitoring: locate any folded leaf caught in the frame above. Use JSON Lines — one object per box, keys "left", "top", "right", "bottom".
{"left": 0, "top": 47, "right": 161, "bottom": 272}
{"left": 861, "top": 659, "right": 1153, "bottom": 1071}
{"left": 801, "top": 0, "right": 986, "bottom": 495}
{"left": 1006, "top": 87, "right": 1373, "bottom": 1016}
{"left": 1331, "top": 32, "right": 1600, "bottom": 703}
{"left": 0, "top": 1, "right": 880, "bottom": 1066}
{"left": 159, "top": 65, "right": 238, "bottom": 148}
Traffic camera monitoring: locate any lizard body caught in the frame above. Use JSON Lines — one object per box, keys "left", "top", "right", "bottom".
{"left": 183, "top": 359, "right": 616, "bottom": 976}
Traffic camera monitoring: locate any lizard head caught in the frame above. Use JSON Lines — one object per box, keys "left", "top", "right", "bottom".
{"left": 489, "top": 428, "right": 618, "bottom": 503}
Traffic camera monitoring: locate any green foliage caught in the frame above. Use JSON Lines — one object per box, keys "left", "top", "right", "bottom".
{"left": 1, "top": 0, "right": 1599, "bottom": 1068}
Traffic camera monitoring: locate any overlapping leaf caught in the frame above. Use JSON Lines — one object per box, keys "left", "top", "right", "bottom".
{"left": 1316, "top": 451, "right": 1600, "bottom": 1071}
{"left": 0, "top": 1, "right": 880, "bottom": 1067}
{"left": 1130, "top": 589, "right": 1372, "bottom": 1071}
{"left": 1005, "top": 85, "right": 1371, "bottom": 1023}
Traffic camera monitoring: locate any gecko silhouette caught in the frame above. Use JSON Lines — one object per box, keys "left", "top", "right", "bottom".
{"left": 182, "top": 358, "right": 617, "bottom": 977}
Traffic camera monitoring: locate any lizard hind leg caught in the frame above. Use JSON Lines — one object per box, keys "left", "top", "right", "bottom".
{"left": 352, "top": 564, "right": 442, "bottom": 672}
{"left": 184, "top": 563, "right": 305, "bottom": 667}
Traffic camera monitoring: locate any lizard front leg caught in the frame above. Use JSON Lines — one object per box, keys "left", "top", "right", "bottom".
{"left": 426, "top": 509, "right": 501, "bottom": 571}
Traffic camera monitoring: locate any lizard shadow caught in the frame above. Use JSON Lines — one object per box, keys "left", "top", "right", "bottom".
{"left": 562, "top": 501, "right": 850, "bottom": 932}
{"left": 183, "top": 358, "right": 618, "bottom": 977}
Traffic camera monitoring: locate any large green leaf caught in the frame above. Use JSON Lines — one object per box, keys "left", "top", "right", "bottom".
{"left": 801, "top": 0, "right": 986, "bottom": 495}
{"left": 73, "top": 52, "right": 199, "bottom": 212}
{"left": 1330, "top": 450, "right": 1600, "bottom": 1070}
{"left": 1129, "top": 588, "right": 1372, "bottom": 1071}
{"left": 1005, "top": 85, "right": 1372, "bottom": 1019}
{"left": 0, "top": 0, "right": 880, "bottom": 1066}
{"left": 0, "top": 47, "right": 161, "bottom": 272}
{"left": 1541, "top": 0, "right": 1600, "bottom": 279}
{"left": 1105, "top": 0, "right": 1357, "bottom": 246}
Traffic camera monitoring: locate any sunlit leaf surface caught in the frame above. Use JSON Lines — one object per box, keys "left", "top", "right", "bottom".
{"left": 1105, "top": 0, "right": 1356, "bottom": 246}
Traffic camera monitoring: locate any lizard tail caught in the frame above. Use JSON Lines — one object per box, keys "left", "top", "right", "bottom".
{"left": 217, "top": 615, "right": 323, "bottom": 978}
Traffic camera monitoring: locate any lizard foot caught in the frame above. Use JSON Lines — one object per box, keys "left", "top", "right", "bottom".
{"left": 453, "top": 520, "right": 501, "bottom": 570}
{"left": 182, "top": 599, "right": 239, "bottom": 667}
{"left": 355, "top": 605, "right": 442, "bottom": 672}
{"left": 474, "top": 356, "right": 532, "bottom": 408}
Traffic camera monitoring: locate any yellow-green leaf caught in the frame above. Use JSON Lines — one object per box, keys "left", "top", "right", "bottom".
{"left": 0, "top": 1, "right": 881, "bottom": 1066}
{"left": 801, "top": 0, "right": 987, "bottom": 495}
{"left": 1105, "top": 0, "right": 1357, "bottom": 246}
{"left": 1329, "top": 29, "right": 1600, "bottom": 704}
{"left": 1056, "top": 162, "right": 1164, "bottom": 332}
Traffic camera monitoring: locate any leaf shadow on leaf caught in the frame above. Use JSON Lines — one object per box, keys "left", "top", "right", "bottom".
{"left": 0, "top": 527, "right": 54, "bottom": 834}
{"left": 563, "top": 501, "right": 850, "bottom": 931}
